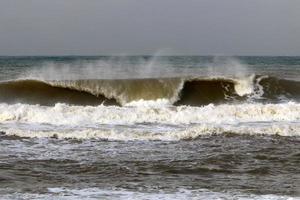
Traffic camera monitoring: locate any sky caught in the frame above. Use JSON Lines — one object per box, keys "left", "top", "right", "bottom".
{"left": 0, "top": 0, "right": 299, "bottom": 56}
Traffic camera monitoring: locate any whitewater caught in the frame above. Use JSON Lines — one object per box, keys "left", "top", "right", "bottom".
{"left": 1, "top": 102, "right": 300, "bottom": 140}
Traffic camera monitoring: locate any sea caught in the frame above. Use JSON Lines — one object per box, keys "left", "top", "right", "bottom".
{"left": 0, "top": 56, "right": 299, "bottom": 199}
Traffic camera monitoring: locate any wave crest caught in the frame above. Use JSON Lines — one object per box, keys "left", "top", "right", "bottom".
{"left": 0, "top": 75, "right": 299, "bottom": 106}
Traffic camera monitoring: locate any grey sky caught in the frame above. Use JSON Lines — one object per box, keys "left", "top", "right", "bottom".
{"left": 0, "top": 0, "right": 299, "bottom": 56}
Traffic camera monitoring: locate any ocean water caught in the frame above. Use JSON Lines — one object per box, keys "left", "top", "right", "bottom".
{"left": 0, "top": 56, "right": 299, "bottom": 199}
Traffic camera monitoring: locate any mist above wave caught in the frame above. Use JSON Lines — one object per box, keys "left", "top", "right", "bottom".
{"left": 19, "top": 56, "right": 253, "bottom": 80}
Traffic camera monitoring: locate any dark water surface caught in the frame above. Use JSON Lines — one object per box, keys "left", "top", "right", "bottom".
{"left": 0, "top": 134, "right": 299, "bottom": 199}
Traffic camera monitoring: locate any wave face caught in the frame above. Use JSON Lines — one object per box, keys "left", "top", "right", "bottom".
{"left": 0, "top": 75, "right": 299, "bottom": 106}
{"left": 0, "top": 79, "right": 118, "bottom": 106}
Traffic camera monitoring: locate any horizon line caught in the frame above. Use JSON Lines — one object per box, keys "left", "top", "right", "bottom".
{"left": 0, "top": 54, "right": 299, "bottom": 57}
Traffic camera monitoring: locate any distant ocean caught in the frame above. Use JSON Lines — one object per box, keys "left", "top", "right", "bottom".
{"left": 0, "top": 56, "right": 299, "bottom": 199}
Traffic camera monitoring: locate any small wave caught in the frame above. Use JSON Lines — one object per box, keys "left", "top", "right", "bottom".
{"left": 0, "top": 75, "right": 299, "bottom": 106}
{"left": 2, "top": 122, "right": 300, "bottom": 140}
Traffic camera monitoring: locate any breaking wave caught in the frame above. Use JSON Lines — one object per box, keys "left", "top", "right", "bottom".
{"left": 0, "top": 75, "right": 299, "bottom": 106}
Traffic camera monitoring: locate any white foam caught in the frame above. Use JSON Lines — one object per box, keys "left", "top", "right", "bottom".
{"left": 47, "top": 188, "right": 300, "bottom": 200}
{"left": 1, "top": 102, "right": 300, "bottom": 139}
{"left": 0, "top": 102, "right": 299, "bottom": 125}
{"left": 2, "top": 187, "right": 298, "bottom": 200}
{"left": 124, "top": 98, "right": 172, "bottom": 107}
{"left": 234, "top": 75, "right": 255, "bottom": 96}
